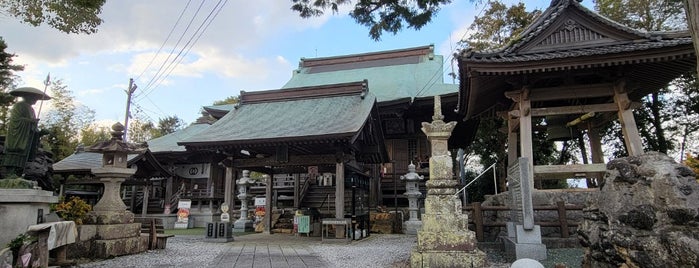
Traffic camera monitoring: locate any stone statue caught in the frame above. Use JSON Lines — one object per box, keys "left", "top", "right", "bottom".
{"left": 2, "top": 87, "right": 50, "bottom": 177}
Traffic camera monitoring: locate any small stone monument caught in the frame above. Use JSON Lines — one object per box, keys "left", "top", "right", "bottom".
{"left": 410, "top": 96, "right": 486, "bottom": 267}
{"left": 220, "top": 203, "right": 230, "bottom": 222}
{"left": 68, "top": 123, "right": 148, "bottom": 258}
{"left": 401, "top": 162, "right": 423, "bottom": 235}
{"left": 233, "top": 170, "right": 255, "bottom": 232}
{"left": 504, "top": 157, "right": 547, "bottom": 261}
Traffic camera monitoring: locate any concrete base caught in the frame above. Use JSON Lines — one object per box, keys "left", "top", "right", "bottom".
{"left": 232, "top": 220, "right": 253, "bottom": 233}
{"left": 504, "top": 225, "right": 547, "bottom": 261}
{"left": 68, "top": 223, "right": 148, "bottom": 259}
{"left": 0, "top": 189, "right": 58, "bottom": 247}
{"left": 403, "top": 220, "right": 423, "bottom": 235}
{"left": 410, "top": 249, "right": 486, "bottom": 268}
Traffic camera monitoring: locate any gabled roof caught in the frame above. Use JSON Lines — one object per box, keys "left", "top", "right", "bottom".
{"left": 202, "top": 104, "right": 236, "bottom": 119}
{"left": 283, "top": 45, "right": 457, "bottom": 102}
{"left": 456, "top": 0, "right": 696, "bottom": 120}
{"left": 179, "top": 81, "right": 378, "bottom": 149}
{"left": 53, "top": 149, "right": 171, "bottom": 178}
{"left": 147, "top": 123, "right": 211, "bottom": 153}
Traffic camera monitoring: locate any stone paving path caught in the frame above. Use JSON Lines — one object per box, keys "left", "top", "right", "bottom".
{"left": 211, "top": 234, "right": 328, "bottom": 267}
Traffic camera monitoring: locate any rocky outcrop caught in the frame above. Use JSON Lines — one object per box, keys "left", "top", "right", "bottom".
{"left": 578, "top": 152, "right": 699, "bottom": 268}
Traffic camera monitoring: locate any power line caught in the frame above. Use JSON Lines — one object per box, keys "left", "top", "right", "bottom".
{"left": 135, "top": 0, "right": 208, "bottom": 99}
{"left": 413, "top": 1, "right": 491, "bottom": 98}
{"left": 137, "top": 0, "right": 227, "bottom": 101}
{"left": 135, "top": 0, "right": 194, "bottom": 82}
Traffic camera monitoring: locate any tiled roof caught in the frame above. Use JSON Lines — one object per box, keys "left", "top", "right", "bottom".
{"left": 180, "top": 82, "right": 376, "bottom": 146}
{"left": 53, "top": 151, "right": 138, "bottom": 173}
{"left": 283, "top": 45, "right": 457, "bottom": 102}
{"left": 146, "top": 123, "right": 211, "bottom": 153}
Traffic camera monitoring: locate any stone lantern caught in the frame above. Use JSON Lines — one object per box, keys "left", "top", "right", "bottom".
{"left": 85, "top": 122, "right": 146, "bottom": 224}
{"left": 233, "top": 170, "right": 255, "bottom": 232}
{"left": 401, "top": 162, "right": 423, "bottom": 235}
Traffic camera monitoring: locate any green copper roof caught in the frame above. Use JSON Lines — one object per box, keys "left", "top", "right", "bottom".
{"left": 283, "top": 45, "right": 457, "bottom": 102}
{"left": 147, "top": 123, "right": 211, "bottom": 153}
{"left": 180, "top": 91, "right": 376, "bottom": 146}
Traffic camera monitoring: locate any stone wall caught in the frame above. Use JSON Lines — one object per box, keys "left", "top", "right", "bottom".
{"left": 578, "top": 152, "right": 699, "bottom": 267}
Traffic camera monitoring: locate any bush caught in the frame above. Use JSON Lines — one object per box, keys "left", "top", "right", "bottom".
{"left": 53, "top": 196, "right": 92, "bottom": 224}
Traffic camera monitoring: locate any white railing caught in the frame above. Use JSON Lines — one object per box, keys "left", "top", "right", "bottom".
{"left": 454, "top": 163, "right": 498, "bottom": 200}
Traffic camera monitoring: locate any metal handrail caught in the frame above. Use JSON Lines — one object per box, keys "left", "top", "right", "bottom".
{"left": 454, "top": 163, "right": 497, "bottom": 198}
{"left": 298, "top": 175, "right": 312, "bottom": 205}
{"left": 319, "top": 194, "right": 331, "bottom": 215}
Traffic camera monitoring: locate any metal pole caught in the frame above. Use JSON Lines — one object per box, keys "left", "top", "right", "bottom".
{"left": 123, "top": 78, "right": 137, "bottom": 141}
{"left": 493, "top": 165, "right": 498, "bottom": 195}
{"left": 37, "top": 73, "right": 50, "bottom": 118}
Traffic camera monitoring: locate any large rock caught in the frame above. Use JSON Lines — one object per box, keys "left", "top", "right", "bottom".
{"left": 578, "top": 152, "right": 699, "bottom": 268}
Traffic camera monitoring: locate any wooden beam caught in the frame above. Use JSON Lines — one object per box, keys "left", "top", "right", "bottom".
{"left": 507, "top": 118, "right": 518, "bottom": 167}
{"left": 528, "top": 83, "right": 614, "bottom": 102}
{"left": 614, "top": 80, "right": 644, "bottom": 156}
{"left": 518, "top": 91, "right": 535, "bottom": 186}
{"left": 528, "top": 102, "right": 640, "bottom": 117}
{"left": 533, "top": 164, "right": 607, "bottom": 180}
{"left": 233, "top": 154, "right": 337, "bottom": 168}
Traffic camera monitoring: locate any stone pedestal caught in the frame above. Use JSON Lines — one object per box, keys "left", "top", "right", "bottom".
{"left": 69, "top": 122, "right": 149, "bottom": 259}
{"left": 410, "top": 96, "right": 486, "bottom": 268}
{"left": 401, "top": 162, "right": 423, "bottom": 235}
{"left": 233, "top": 170, "right": 254, "bottom": 232}
{"left": 0, "top": 189, "right": 58, "bottom": 247}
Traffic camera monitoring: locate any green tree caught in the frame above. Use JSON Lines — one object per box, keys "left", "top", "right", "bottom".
{"left": 153, "top": 115, "right": 184, "bottom": 138}
{"left": 0, "top": 37, "right": 24, "bottom": 135}
{"left": 126, "top": 117, "right": 155, "bottom": 144}
{"left": 212, "top": 96, "right": 240, "bottom": 106}
{"left": 0, "top": 0, "right": 106, "bottom": 34}
{"left": 291, "top": 0, "right": 452, "bottom": 40}
{"left": 40, "top": 79, "right": 95, "bottom": 161}
{"left": 462, "top": 1, "right": 540, "bottom": 50}
{"left": 79, "top": 124, "right": 110, "bottom": 146}
{"left": 595, "top": 0, "right": 688, "bottom": 155}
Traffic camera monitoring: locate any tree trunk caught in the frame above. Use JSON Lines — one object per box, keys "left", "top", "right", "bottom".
{"left": 650, "top": 92, "right": 669, "bottom": 153}
{"left": 685, "top": 0, "right": 699, "bottom": 75}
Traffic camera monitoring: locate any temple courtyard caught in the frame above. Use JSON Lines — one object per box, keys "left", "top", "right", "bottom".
{"left": 71, "top": 232, "right": 583, "bottom": 268}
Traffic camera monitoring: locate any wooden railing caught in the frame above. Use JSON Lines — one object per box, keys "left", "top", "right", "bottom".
{"left": 464, "top": 201, "right": 584, "bottom": 242}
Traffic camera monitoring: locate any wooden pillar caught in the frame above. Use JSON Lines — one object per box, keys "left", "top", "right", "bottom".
{"left": 141, "top": 185, "right": 149, "bottom": 216}
{"left": 293, "top": 173, "right": 300, "bottom": 208}
{"left": 222, "top": 157, "right": 234, "bottom": 213}
{"left": 130, "top": 185, "right": 137, "bottom": 211}
{"left": 264, "top": 172, "right": 273, "bottom": 234}
{"left": 335, "top": 162, "right": 345, "bottom": 219}
{"left": 507, "top": 118, "right": 519, "bottom": 168}
{"left": 518, "top": 89, "right": 535, "bottom": 186}
{"left": 613, "top": 80, "right": 643, "bottom": 156}
{"left": 165, "top": 176, "right": 173, "bottom": 212}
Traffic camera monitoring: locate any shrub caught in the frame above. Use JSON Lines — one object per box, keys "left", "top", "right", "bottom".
{"left": 53, "top": 196, "right": 92, "bottom": 224}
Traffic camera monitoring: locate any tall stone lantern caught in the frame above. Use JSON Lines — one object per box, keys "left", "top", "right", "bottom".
{"left": 86, "top": 122, "right": 146, "bottom": 224}
{"left": 410, "top": 96, "right": 486, "bottom": 267}
{"left": 401, "top": 162, "right": 423, "bottom": 235}
{"left": 233, "top": 170, "right": 255, "bottom": 232}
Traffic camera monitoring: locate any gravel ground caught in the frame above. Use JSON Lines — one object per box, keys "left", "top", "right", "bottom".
{"left": 73, "top": 234, "right": 583, "bottom": 268}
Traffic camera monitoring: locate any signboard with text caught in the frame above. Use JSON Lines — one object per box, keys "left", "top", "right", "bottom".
{"left": 175, "top": 163, "right": 210, "bottom": 179}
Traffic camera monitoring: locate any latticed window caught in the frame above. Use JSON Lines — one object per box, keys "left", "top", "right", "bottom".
{"left": 408, "top": 139, "right": 417, "bottom": 163}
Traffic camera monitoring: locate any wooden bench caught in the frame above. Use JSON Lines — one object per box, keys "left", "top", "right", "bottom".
{"left": 134, "top": 217, "right": 174, "bottom": 250}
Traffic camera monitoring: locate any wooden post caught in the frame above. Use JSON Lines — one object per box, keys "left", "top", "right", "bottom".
{"left": 141, "top": 185, "right": 149, "bottom": 216}
{"left": 614, "top": 80, "right": 643, "bottom": 156}
{"left": 223, "top": 158, "right": 234, "bottom": 213}
{"left": 264, "top": 173, "right": 273, "bottom": 234}
{"left": 507, "top": 118, "right": 519, "bottom": 169}
{"left": 293, "top": 173, "right": 300, "bottom": 209}
{"left": 149, "top": 218, "right": 157, "bottom": 249}
{"left": 472, "top": 202, "right": 484, "bottom": 242}
{"left": 335, "top": 161, "right": 345, "bottom": 239}
{"left": 556, "top": 201, "right": 569, "bottom": 238}
{"left": 518, "top": 89, "right": 535, "bottom": 186}
{"left": 165, "top": 176, "right": 173, "bottom": 212}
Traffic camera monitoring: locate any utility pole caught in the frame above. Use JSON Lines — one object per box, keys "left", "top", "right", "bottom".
{"left": 124, "top": 78, "right": 137, "bottom": 141}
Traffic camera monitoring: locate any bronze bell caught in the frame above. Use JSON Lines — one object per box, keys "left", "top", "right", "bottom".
{"left": 545, "top": 116, "right": 579, "bottom": 141}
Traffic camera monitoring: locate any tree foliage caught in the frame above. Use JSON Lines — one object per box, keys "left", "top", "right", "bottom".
{"left": 0, "top": 0, "right": 106, "bottom": 34}
{"left": 0, "top": 37, "right": 23, "bottom": 135}
{"left": 461, "top": 1, "right": 541, "bottom": 50}
{"left": 212, "top": 95, "right": 240, "bottom": 106}
{"left": 154, "top": 115, "right": 185, "bottom": 138}
{"left": 40, "top": 79, "right": 95, "bottom": 161}
{"left": 291, "top": 0, "right": 452, "bottom": 40}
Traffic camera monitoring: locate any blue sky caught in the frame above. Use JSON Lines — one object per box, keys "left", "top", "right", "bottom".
{"left": 2, "top": 0, "right": 567, "bottom": 125}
